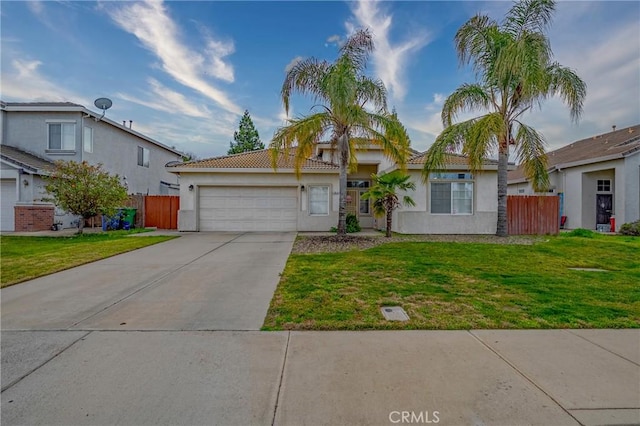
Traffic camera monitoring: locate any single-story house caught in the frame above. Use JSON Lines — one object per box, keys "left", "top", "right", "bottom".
{"left": 167, "top": 143, "right": 503, "bottom": 234}
{"left": 508, "top": 124, "right": 640, "bottom": 230}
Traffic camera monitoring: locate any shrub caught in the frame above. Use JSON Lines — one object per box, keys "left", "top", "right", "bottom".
{"left": 619, "top": 220, "right": 640, "bottom": 236}
{"left": 566, "top": 228, "right": 597, "bottom": 238}
{"left": 330, "top": 214, "right": 361, "bottom": 233}
{"left": 346, "top": 213, "right": 361, "bottom": 233}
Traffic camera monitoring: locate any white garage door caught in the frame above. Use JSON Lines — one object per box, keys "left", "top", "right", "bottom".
{"left": 199, "top": 186, "right": 298, "bottom": 231}
{"left": 1, "top": 179, "right": 17, "bottom": 231}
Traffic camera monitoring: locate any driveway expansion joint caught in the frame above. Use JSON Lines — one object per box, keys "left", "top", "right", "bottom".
{"left": 271, "top": 331, "right": 291, "bottom": 426}
{"left": 0, "top": 331, "right": 92, "bottom": 393}
{"left": 467, "top": 330, "right": 583, "bottom": 425}
{"left": 565, "top": 329, "right": 640, "bottom": 367}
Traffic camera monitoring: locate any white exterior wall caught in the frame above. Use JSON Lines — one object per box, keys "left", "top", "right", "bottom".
{"left": 392, "top": 170, "right": 498, "bottom": 234}
{"left": 560, "top": 159, "right": 624, "bottom": 229}
{"left": 623, "top": 152, "right": 640, "bottom": 224}
{"left": 176, "top": 172, "right": 340, "bottom": 232}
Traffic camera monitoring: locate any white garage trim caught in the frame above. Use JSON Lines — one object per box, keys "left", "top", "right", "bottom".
{"left": 198, "top": 186, "right": 299, "bottom": 231}
{"left": 1, "top": 179, "right": 18, "bottom": 231}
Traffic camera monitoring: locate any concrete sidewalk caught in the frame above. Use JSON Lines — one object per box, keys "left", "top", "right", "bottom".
{"left": 2, "top": 329, "right": 638, "bottom": 425}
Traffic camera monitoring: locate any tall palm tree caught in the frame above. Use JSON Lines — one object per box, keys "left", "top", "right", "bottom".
{"left": 361, "top": 171, "right": 416, "bottom": 237}
{"left": 271, "top": 29, "right": 412, "bottom": 235}
{"left": 422, "top": 0, "right": 586, "bottom": 236}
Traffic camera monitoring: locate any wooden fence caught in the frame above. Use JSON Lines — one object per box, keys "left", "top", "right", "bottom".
{"left": 507, "top": 195, "right": 559, "bottom": 235}
{"left": 144, "top": 195, "right": 179, "bottom": 229}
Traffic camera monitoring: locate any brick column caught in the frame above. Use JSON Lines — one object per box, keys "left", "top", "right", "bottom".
{"left": 14, "top": 205, "right": 55, "bottom": 232}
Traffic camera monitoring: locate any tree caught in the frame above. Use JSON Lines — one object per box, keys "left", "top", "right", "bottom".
{"left": 361, "top": 171, "right": 416, "bottom": 237}
{"left": 228, "top": 110, "right": 264, "bottom": 154}
{"left": 271, "top": 29, "right": 412, "bottom": 235}
{"left": 44, "top": 161, "right": 129, "bottom": 234}
{"left": 422, "top": 0, "right": 586, "bottom": 236}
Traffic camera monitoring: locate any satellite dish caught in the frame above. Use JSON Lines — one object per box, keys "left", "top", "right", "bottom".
{"left": 93, "top": 97, "right": 112, "bottom": 121}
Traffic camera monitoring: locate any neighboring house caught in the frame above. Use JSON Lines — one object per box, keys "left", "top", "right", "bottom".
{"left": 508, "top": 124, "right": 640, "bottom": 231}
{"left": 167, "top": 144, "right": 503, "bottom": 234}
{"left": 0, "top": 101, "right": 184, "bottom": 231}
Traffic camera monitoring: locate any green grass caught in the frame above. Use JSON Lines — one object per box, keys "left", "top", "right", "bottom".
{"left": 263, "top": 233, "right": 640, "bottom": 330}
{"left": 1, "top": 231, "right": 177, "bottom": 288}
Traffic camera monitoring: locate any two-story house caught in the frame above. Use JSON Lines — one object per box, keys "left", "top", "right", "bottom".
{"left": 0, "top": 101, "right": 184, "bottom": 231}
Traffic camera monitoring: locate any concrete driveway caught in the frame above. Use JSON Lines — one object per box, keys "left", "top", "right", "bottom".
{"left": 1, "top": 232, "right": 296, "bottom": 331}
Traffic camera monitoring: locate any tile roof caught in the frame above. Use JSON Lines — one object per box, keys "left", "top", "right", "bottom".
{"left": 172, "top": 148, "right": 339, "bottom": 170}
{"left": 408, "top": 152, "right": 499, "bottom": 166}
{"left": 1, "top": 101, "right": 83, "bottom": 108}
{"left": 0, "top": 145, "right": 55, "bottom": 174}
{"left": 508, "top": 124, "right": 640, "bottom": 181}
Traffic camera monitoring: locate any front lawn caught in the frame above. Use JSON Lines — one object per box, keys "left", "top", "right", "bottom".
{"left": 263, "top": 234, "right": 640, "bottom": 330}
{"left": 0, "top": 231, "right": 176, "bottom": 288}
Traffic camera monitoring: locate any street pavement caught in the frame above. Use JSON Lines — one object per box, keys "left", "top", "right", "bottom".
{"left": 1, "top": 232, "right": 638, "bottom": 425}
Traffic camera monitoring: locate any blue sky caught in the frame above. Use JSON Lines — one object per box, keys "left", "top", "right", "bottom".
{"left": 2, "top": 1, "right": 639, "bottom": 159}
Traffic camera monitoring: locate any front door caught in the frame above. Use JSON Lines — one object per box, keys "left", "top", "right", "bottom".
{"left": 596, "top": 194, "right": 613, "bottom": 225}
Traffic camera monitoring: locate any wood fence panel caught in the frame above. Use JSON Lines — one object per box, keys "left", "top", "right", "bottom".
{"left": 507, "top": 195, "right": 559, "bottom": 235}
{"left": 125, "top": 194, "right": 145, "bottom": 228}
{"left": 144, "top": 195, "right": 179, "bottom": 229}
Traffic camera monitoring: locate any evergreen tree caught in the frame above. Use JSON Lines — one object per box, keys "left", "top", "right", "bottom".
{"left": 228, "top": 110, "right": 264, "bottom": 154}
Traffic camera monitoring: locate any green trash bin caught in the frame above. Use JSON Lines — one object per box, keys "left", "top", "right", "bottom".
{"left": 121, "top": 208, "right": 137, "bottom": 229}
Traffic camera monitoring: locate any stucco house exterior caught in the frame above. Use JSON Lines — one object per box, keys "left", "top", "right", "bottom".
{"left": 508, "top": 124, "right": 640, "bottom": 231}
{"left": 167, "top": 144, "right": 502, "bottom": 234}
{"left": 0, "top": 101, "right": 184, "bottom": 231}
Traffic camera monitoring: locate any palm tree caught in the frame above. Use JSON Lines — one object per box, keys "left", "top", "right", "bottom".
{"left": 422, "top": 0, "right": 586, "bottom": 236}
{"left": 271, "top": 29, "right": 412, "bottom": 235}
{"left": 361, "top": 171, "right": 416, "bottom": 237}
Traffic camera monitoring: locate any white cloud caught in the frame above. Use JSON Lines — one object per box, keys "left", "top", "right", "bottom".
{"left": 347, "top": 0, "right": 430, "bottom": 102}
{"left": 1, "top": 58, "right": 88, "bottom": 104}
{"left": 284, "top": 56, "right": 304, "bottom": 73}
{"left": 106, "top": 0, "right": 241, "bottom": 115}
{"left": 325, "top": 34, "right": 344, "bottom": 47}
{"left": 116, "top": 78, "right": 211, "bottom": 119}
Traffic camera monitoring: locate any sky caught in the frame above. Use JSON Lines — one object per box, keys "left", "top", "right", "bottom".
{"left": 2, "top": 0, "right": 639, "bottom": 160}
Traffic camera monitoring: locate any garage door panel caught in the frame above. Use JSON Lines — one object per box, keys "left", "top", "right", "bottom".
{"left": 198, "top": 186, "right": 298, "bottom": 232}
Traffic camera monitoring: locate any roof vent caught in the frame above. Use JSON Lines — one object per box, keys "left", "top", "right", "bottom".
{"left": 612, "top": 125, "right": 616, "bottom": 132}
{"left": 630, "top": 128, "right": 635, "bottom": 134}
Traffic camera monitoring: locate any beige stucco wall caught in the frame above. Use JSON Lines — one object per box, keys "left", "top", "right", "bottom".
{"left": 176, "top": 171, "right": 340, "bottom": 231}
{"left": 390, "top": 170, "right": 498, "bottom": 234}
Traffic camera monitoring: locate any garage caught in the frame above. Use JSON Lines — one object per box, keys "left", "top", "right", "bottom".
{"left": 198, "top": 186, "right": 298, "bottom": 231}
{"left": 1, "top": 179, "right": 17, "bottom": 231}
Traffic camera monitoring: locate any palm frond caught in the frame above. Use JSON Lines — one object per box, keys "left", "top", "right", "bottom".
{"left": 512, "top": 121, "right": 549, "bottom": 191}
{"left": 441, "top": 83, "right": 493, "bottom": 126}
{"left": 455, "top": 14, "right": 497, "bottom": 68}
{"left": 463, "top": 112, "right": 504, "bottom": 172}
{"left": 421, "top": 120, "right": 474, "bottom": 181}
{"left": 281, "top": 59, "right": 331, "bottom": 116}
{"left": 503, "top": 0, "right": 555, "bottom": 37}
{"left": 270, "top": 112, "right": 331, "bottom": 176}
{"left": 339, "top": 28, "right": 374, "bottom": 71}
{"left": 545, "top": 62, "right": 587, "bottom": 123}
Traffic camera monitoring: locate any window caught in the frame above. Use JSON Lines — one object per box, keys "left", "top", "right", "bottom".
{"left": 309, "top": 185, "right": 329, "bottom": 215}
{"left": 597, "top": 179, "right": 611, "bottom": 192}
{"left": 137, "top": 146, "right": 150, "bottom": 168}
{"left": 48, "top": 123, "right": 75, "bottom": 150}
{"left": 429, "top": 173, "right": 473, "bottom": 214}
{"left": 83, "top": 127, "right": 93, "bottom": 153}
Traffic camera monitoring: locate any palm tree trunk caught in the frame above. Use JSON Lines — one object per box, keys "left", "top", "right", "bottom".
{"left": 337, "top": 134, "right": 349, "bottom": 235}
{"left": 386, "top": 209, "right": 392, "bottom": 237}
{"left": 496, "top": 144, "right": 509, "bottom": 237}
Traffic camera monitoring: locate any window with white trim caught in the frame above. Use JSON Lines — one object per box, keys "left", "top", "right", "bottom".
{"left": 430, "top": 173, "right": 474, "bottom": 215}
{"left": 48, "top": 123, "right": 76, "bottom": 150}
{"left": 83, "top": 127, "right": 93, "bottom": 153}
{"left": 308, "top": 185, "right": 329, "bottom": 215}
{"left": 137, "top": 146, "right": 149, "bottom": 168}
